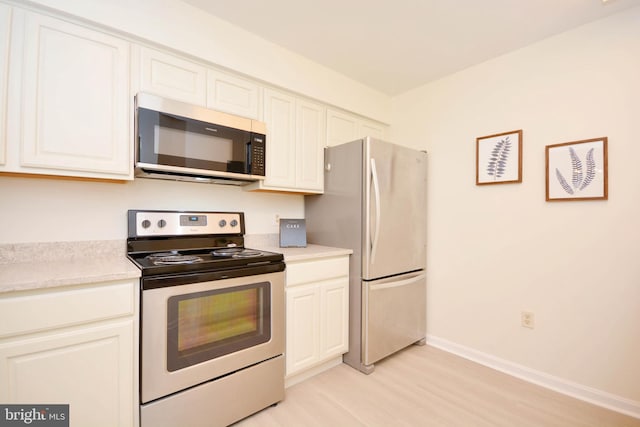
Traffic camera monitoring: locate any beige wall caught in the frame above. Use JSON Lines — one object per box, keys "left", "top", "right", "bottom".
{"left": 390, "top": 6, "right": 640, "bottom": 408}
{"left": 0, "top": 177, "right": 303, "bottom": 243}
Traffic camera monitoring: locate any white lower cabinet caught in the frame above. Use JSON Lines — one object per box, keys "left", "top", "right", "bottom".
{"left": 285, "top": 255, "right": 349, "bottom": 386}
{"left": 0, "top": 280, "right": 139, "bottom": 427}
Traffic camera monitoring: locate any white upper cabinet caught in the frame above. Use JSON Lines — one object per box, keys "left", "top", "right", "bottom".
{"left": 9, "top": 10, "right": 132, "bottom": 179}
{"left": 327, "top": 108, "right": 387, "bottom": 147}
{"left": 295, "top": 99, "right": 326, "bottom": 191}
{"left": 262, "top": 88, "right": 296, "bottom": 188}
{"left": 247, "top": 88, "right": 325, "bottom": 193}
{"left": 207, "top": 69, "right": 259, "bottom": 119}
{"left": 138, "top": 46, "right": 207, "bottom": 106}
{"left": 137, "top": 48, "right": 260, "bottom": 119}
{"left": 359, "top": 118, "right": 386, "bottom": 141}
{"left": 0, "top": 4, "right": 10, "bottom": 166}
{"left": 327, "top": 108, "right": 358, "bottom": 147}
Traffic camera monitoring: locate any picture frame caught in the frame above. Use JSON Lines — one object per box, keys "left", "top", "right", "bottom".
{"left": 476, "top": 130, "right": 523, "bottom": 185}
{"left": 545, "top": 137, "right": 608, "bottom": 201}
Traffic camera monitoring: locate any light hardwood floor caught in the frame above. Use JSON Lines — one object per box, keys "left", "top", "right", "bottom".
{"left": 235, "top": 345, "right": 640, "bottom": 427}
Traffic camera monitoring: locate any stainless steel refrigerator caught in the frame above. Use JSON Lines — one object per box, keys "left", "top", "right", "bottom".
{"left": 305, "top": 136, "right": 427, "bottom": 374}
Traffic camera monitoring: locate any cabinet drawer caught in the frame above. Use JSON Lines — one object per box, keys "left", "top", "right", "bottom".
{"left": 286, "top": 256, "right": 349, "bottom": 287}
{"left": 0, "top": 280, "right": 135, "bottom": 338}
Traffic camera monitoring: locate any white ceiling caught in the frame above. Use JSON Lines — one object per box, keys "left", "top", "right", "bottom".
{"left": 182, "top": 0, "right": 640, "bottom": 96}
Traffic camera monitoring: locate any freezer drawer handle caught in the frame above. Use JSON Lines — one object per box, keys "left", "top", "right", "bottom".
{"left": 369, "top": 273, "right": 426, "bottom": 291}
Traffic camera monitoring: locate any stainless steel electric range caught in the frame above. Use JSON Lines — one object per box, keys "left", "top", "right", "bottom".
{"left": 127, "top": 210, "right": 285, "bottom": 427}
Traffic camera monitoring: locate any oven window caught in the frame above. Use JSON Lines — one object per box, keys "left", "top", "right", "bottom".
{"left": 167, "top": 282, "right": 271, "bottom": 371}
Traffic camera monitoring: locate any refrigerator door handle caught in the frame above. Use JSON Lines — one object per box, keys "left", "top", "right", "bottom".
{"left": 369, "top": 272, "right": 426, "bottom": 291}
{"left": 370, "top": 157, "right": 381, "bottom": 264}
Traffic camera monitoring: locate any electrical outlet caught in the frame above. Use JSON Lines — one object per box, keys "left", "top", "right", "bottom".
{"left": 521, "top": 311, "right": 535, "bottom": 329}
{"left": 275, "top": 214, "right": 280, "bottom": 225}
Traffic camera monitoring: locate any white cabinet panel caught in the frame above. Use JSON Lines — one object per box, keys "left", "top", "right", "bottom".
{"left": 327, "top": 109, "right": 358, "bottom": 147}
{"left": 140, "top": 47, "right": 206, "bottom": 106}
{"left": 0, "top": 320, "right": 135, "bottom": 427}
{"left": 248, "top": 89, "right": 324, "bottom": 193}
{"left": 321, "top": 278, "right": 349, "bottom": 356}
{"left": 0, "top": 280, "right": 134, "bottom": 338}
{"left": 285, "top": 285, "right": 320, "bottom": 374}
{"left": 327, "top": 108, "right": 387, "bottom": 147}
{"left": 286, "top": 256, "right": 349, "bottom": 286}
{"left": 17, "top": 11, "right": 131, "bottom": 178}
{"left": 360, "top": 119, "right": 386, "bottom": 141}
{"left": 262, "top": 88, "right": 296, "bottom": 188}
{"left": 0, "top": 279, "right": 138, "bottom": 427}
{"left": 0, "top": 4, "right": 10, "bottom": 166}
{"left": 295, "top": 99, "right": 325, "bottom": 192}
{"left": 285, "top": 255, "right": 349, "bottom": 381}
{"left": 207, "top": 69, "right": 259, "bottom": 119}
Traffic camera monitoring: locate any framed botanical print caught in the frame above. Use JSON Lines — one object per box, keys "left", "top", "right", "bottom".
{"left": 545, "top": 137, "right": 608, "bottom": 201}
{"left": 476, "top": 130, "right": 523, "bottom": 185}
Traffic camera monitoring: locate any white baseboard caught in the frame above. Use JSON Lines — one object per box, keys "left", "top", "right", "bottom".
{"left": 427, "top": 335, "right": 640, "bottom": 420}
{"left": 285, "top": 356, "right": 343, "bottom": 389}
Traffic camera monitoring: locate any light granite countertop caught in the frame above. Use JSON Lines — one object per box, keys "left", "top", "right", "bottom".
{"left": 261, "top": 244, "right": 353, "bottom": 262}
{"left": 0, "top": 236, "right": 351, "bottom": 295}
{"left": 0, "top": 240, "right": 140, "bottom": 294}
{"left": 245, "top": 234, "right": 353, "bottom": 262}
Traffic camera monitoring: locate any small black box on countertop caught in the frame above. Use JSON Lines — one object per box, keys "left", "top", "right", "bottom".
{"left": 279, "top": 218, "right": 307, "bottom": 248}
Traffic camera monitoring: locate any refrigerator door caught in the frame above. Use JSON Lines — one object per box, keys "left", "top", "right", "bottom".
{"left": 363, "top": 137, "right": 427, "bottom": 280}
{"left": 363, "top": 270, "right": 427, "bottom": 366}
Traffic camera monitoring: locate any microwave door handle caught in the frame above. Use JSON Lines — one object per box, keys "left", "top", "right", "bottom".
{"left": 370, "top": 158, "right": 381, "bottom": 264}
{"left": 246, "top": 139, "right": 252, "bottom": 173}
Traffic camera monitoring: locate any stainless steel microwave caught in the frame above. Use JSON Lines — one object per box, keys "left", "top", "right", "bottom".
{"left": 135, "top": 93, "right": 267, "bottom": 185}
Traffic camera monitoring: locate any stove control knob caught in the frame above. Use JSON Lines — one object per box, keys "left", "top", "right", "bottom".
{"left": 219, "top": 219, "right": 227, "bottom": 227}
{"left": 141, "top": 220, "right": 151, "bottom": 229}
{"left": 230, "top": 219, "right": 238, "bottom": 227}
{"left": 158, "top": 219, "right": 167, "bottom": 228}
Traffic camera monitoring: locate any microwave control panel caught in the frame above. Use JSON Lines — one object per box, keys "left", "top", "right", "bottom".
{"left": 251, "top": 134, "right": 266, "bottom": 176}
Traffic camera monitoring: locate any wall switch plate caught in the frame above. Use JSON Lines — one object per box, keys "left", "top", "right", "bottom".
{"left": 521, "top": 311, "right": 535, "bottom": 329}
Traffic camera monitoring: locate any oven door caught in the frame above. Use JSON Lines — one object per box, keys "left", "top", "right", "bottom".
{"left": 141, "top": 270, "right": 284, "bottom": 404}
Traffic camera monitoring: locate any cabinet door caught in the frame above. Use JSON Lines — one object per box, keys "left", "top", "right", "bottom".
{"left": 285, "top": 285, "right": 320, "bottom": 376}
{"left": 359, "top": 119, "right": 386, "bottom": 141}
{"left": 327, "top": 108, "right": 388, "bottom": 147}
{"left": 0, "top": 4, "right": 10, "bottom": 166}
{"left": 207, "top": 69, "right": 259, "bottom": 119}
{"left": 295, "top": 99, "right": 325, "bottom": 192}
{"left": 18, "top": 11, "right": 131, "bottom": 178}
{"left": 320, "top": 277, "right": 349, "bottom": 357}
{"left": 140, "top": 47, "right": 206, "bottom": 106}
{"left": 0, "top": 320, "right": 135, "bottom": 427}
{"left": 263, "top": 88, "right": 296, "bottom": 188}
{"left": 327, "top": 108, "right": 358, "bottom": 147}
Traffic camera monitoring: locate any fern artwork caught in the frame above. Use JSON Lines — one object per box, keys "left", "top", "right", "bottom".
{"left": 545, "top": 138, "right": 608, "bottom": 201}
{"left": 476, "top": 130, "right": 523, "bottom": 185}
